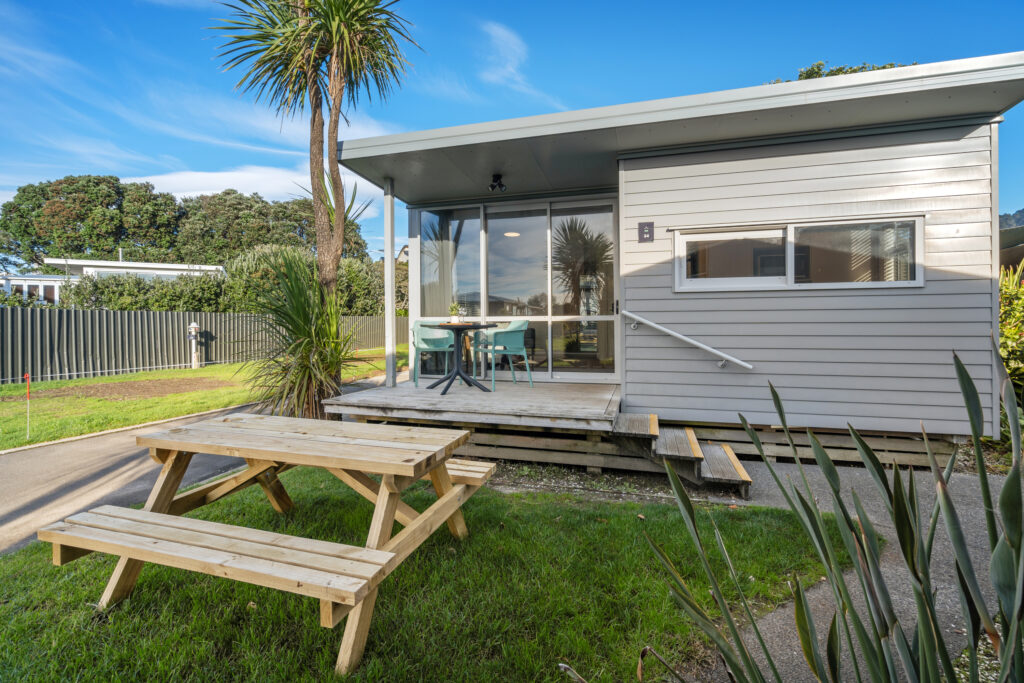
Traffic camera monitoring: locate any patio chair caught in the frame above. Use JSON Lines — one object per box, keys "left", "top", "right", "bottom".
{"left": 411, "top": 320, "right": 455, "bottom": 387}
{"left": 471, "top": 320, "right": 534, "bottom": 391}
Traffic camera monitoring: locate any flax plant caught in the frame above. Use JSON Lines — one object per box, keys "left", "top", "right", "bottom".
{"left": 245, "top": 249, "right": 357, "bottom": 418}
{"left": 645, "top": 351, "right": 1024, "bottom": 682}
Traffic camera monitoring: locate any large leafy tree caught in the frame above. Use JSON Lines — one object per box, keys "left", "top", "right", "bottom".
{"left": 273, "top": 196, "right": 368, "bottom": 259}
{"left": 0, "top": 175, "right": 180, "bottom": 268}
{"left": 773, "top": 60, "right": 915, "bottom": 83}
{"left": 214, "top": 0, "right": 414, "bottom": 293}
{"left": 121, "top": 182, "right": 181, "bottom": 261}
{"left": 177, "top": 189, "right": 305, "bottom": 263}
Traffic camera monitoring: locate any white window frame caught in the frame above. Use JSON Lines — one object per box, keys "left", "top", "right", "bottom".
{"left": 674, "top": 228, "right": 788, "bottom": 291}
{"left": 673, "top": 215, "right": 925, "bottom": 292}
{"left": 412, "top": 193, "right": 620, "bottom": 383}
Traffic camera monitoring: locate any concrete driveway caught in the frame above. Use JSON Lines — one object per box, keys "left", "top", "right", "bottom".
{"left": 0, "top": 408, "right": 246, "bottom": 554}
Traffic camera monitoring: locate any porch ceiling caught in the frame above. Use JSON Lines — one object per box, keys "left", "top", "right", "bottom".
{"left": 339, "top": 52, "right": 1024, "bottom": 206}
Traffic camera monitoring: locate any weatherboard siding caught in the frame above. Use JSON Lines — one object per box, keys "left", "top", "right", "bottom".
{"left": 619, "top": 122, "right": 998, "bottom": 436}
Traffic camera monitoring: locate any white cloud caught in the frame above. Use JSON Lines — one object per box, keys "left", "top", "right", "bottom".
{"left": 0, "top": 35, "right": 85, "bottom": 84}
{"left": 125, "top": 161, "right": 381, "bottom": 219}
{"left": 0, "top": 189, "right": 15, "bottom": 204}
{"left": 478, "top": 22, "right": 566, "bottom": 111}
{"left": 104, "top": 90, "right": 400, "bottom": 158}
{"left": 414, "top": 70, "right": 483, "bottom": 104}
{"left": 37, "top": 135, "right": 159, "bottom": 171}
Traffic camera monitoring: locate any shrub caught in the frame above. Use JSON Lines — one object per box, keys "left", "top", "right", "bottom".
{"left": 59, "top": 273, "right": 228, "bottom": 312}
{"left": 1000, "top": 262, "right": 1024, "bottom": 388}
{"left": 0, "top": 290, "right": 52, "bottom": 308}
{"left": 243, "top": 249, "right": 358, "bottom": 419}
{"left": 642, "top": 356, "right": 1023, "bottom": 682}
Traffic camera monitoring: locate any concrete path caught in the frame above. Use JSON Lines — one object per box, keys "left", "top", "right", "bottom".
{"left": 0, "top": 372, "right": 403, "bottom": 556}
{"left": 0, "top": 408, "right": 247, "bottom": 554}
{"left": 699, "top": 459, "right": 1004, "bottom": 682}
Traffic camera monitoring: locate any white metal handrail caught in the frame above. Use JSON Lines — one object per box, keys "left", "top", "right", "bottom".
{"left": 621, "top": 310, "right": 754, "bottom": 370}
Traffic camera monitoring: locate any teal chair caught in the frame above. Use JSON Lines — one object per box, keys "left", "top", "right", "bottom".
{"left": 411, "top": 320, "right": 455, "bottom": 388}
{"left": 472, "top": 321, "right": 534, "bottom": 391}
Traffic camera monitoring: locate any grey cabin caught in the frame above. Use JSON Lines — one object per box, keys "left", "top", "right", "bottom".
{"left": 339, "top": 52, "right": 1024, "bottom": 439}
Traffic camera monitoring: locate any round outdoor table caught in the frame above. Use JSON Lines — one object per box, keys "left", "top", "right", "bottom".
{"left": 423, "top": 322, "right": 497, "bottom": 395}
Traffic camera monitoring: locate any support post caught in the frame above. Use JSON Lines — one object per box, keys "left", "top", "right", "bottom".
{"left": 383, "top": 177, "right": 396, "bottom": 388}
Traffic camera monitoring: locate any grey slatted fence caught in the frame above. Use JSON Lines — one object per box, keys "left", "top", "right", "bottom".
{"left": 339, "top": 315, "right": 409, "bottom": 350}
{"left": 1, "top": 309, "right": 407, "bottom": 384}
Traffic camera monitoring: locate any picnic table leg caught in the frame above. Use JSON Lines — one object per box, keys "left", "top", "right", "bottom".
{"left": 254, "top": 465, "right": 294, "bottom": 513}
{"left": 336, "top": 477, "right": 401, "bottom": 675}
{"left": 98, "top": 449, "right": 194, "bottom": 609}
{"left": 429, "top": 465, "right": 469, "bottom": 540}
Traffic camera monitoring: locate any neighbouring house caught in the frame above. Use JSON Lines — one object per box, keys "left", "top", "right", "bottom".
{"left": 339, "top": 51, "right": 1024, "bottom": 439}
{"left": 43, "top": 258, "right": 224, "bottom": 280}
{"left": 0, "top": 259, "right": 225, "bottom": 306}
{"left": 0, "top": 273, "right": 71, "bottom": 305}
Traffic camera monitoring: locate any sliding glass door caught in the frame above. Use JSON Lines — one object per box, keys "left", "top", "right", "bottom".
{"left": 416, "top": 197, "right": 618, "bottom": 382}
{"left": 549, "top": 203, "right": 616, "bottom": 375}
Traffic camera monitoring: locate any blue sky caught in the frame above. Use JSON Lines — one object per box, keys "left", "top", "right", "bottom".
{"left": 1, "top": 0, "right": 1023, "bottom": 259}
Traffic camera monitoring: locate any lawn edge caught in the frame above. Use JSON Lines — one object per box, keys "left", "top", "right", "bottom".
{"left": 0, "top": 402, "right": 257, "bottom": 456}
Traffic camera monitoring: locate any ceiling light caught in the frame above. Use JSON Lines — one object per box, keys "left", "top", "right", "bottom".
{"left": 504, "top": 232, "right": 520, "bottom": 237}
{"left": 488, "top": 173, "right": 507, "bottom": 192}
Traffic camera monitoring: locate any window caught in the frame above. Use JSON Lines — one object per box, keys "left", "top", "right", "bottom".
{"left": 420, "top": 208, "right": 481, "bottom": 316}
{"left": 674, "top": 217, "right": 923, "bottom": 291}
{"left": 676, "top": 228, "right": 787, "bottom": 290}
{"left": 415, "top": 197, "right": 618, "bottom": 379}
{"left": 551, "top": 205, "right": 615, "bottom": 316}
{"left": 486, "top": 208, "right": 547, "bottom": 316}
{"left": 793, "top": 220, "right": 916, "bottom": 284}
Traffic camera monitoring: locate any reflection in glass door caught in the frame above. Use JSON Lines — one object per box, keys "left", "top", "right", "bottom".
{"left": 550, "top": 204, "right": 615, "bottom": 375}
{"left": 484, "top": 202, "right": 616, "bottom": 380}
{"left": 416, "top": 198, "right": 617, "bottom": 382}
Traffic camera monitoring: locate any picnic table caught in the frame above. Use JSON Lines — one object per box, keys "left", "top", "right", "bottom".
{"left": 37, "top": 412, "right": 494, "bottom": 675}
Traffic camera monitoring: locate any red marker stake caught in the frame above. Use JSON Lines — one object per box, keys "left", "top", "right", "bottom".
{"left": 24, "top": 373, "right": 29, "bottom": 440}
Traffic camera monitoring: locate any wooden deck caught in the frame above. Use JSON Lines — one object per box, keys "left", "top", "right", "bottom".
{"left": 324, "top": 381, "right": 625, "bottom": 432}
{"left": 322, "top": 380, "right": 953, "bottom": 499}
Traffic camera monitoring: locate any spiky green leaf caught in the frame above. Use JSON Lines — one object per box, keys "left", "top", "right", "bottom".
{"left": 826, "top": 612, "right": 841, "bottom": 683}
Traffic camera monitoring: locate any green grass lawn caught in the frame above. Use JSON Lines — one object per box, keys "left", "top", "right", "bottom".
{"left": 0, "top": 467, "right": 836, "bottom": 681}
{"left": 0, "top": 345, "right": 410, "bottom": 451}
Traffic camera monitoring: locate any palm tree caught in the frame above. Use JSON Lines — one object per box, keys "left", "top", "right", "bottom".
{"left": 551, "top": 217, "right": 613, "bottom": 316}
{"left": 552, "top": 217, "right": 613, "bottom": 352}
{"left": 213, "top": 0, "right": 414, "bottom": 293}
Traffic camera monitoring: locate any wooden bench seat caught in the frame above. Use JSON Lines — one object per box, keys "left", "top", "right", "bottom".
{"left": 423, "top": 458, "right": 496, "bottom": 487}
{"left": 38, "top": 505, "right": 396, "bottom": 607}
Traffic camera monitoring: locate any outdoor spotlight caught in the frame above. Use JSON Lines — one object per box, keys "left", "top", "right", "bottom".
{"left": 488, "top": 174, "right": 507, "bottom": 192}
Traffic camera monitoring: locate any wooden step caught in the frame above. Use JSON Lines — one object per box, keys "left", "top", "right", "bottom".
{"left": 655, "top": 427, "right": 703, "bottom": 462}
{"left": 612, "top": 412, "right": 659, "bottom": 439}
{"left": 426, "top": 458, "right": 496, "bottom": 487}
{"left": 38, "top": 505, "right": 396, "bottom": 606}
{"left": 699, "top": 443, "right": 752, "bottom": 499}
{"left": 691, "top": 425, "right": 953, "bottom": 468}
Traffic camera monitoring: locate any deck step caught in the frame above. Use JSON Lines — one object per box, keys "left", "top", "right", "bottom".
{"left": 612, "top": 412, "right": 659, "bottom": 439}
{"left": 699, "top": 443, "right": 752, "bottom": 498}
{"left": 654, "top": 427, "right": 703, "bottom": 461}
{"left": 38, "top": 505, "right": 395, "bottom": 606}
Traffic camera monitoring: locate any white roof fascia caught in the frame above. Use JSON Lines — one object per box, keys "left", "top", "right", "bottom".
{"left": 340, "top": 51, "right": 1024, "bottom": 160}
